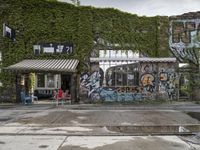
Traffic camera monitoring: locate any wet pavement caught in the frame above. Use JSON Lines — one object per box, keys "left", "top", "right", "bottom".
{"left": 0, "top": 135, "right": 199, "bottom": 150}
{"left": 0, "top": 102, "right": 199, "bottom": 149}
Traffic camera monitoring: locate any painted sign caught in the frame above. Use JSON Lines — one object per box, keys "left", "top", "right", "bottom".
{"left": 33, "top": 43, "right": 73, "bottom": 55}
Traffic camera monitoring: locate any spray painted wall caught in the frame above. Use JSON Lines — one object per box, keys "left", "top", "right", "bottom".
{"left": 80, "top": 61, "right": 178, "bottom": 102}
{"left": 158, "top": 63, "right": 178, "bottom": 100}
{"left": 139, "top": 63, "right": 157, "bottom": 100}
{"left": 169, "top": 19, "right": 200, "bottom": 65}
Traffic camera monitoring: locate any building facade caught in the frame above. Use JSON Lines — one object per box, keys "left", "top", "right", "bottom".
{"left": 79, "top": 50, "right": 178, "bottom": 102}
{"left": 0, "top": 1, "right": 199, "bottom": 103}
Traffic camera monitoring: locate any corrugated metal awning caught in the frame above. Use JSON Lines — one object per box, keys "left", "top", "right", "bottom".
{"left": 4, "top": 59, "right": 79, "bottom": 73}
{"left": 90, "top": 57, "right": 177, "bottom": 62}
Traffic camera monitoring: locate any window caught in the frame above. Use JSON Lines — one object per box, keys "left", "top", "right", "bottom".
{"left": 105, "top": 63, "right": 139, "bottom": 87}
{"left": 37, "top": 74, "right": 45, "bottom": 87}
{"left": 47, "top": 74, "right": 54, "bottom": 88}
{"left": 99, "top": 50, "right": 140, "bottom": 87}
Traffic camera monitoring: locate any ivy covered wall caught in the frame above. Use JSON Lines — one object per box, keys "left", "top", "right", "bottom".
{"left": 0, "top": 0, "right": 170, "bottom": 89}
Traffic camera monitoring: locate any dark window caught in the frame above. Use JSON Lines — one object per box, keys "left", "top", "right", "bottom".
{"left": 37, "top": 74, "right": 45, "bottom": 88}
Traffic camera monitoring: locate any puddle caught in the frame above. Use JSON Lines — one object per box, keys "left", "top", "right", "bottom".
{"left": 39, "top": 145, "right": 49, "bottom": 148}
{"left": 0, "top": 141, "right": 5, "bottom": 144}
{"left": 26, "top": 111, "right": 37, "bottom": 114}
{"left": 187, "top": 112, "right": 200, "bottom": 121}
{"left": 0, "top": 118, "right": 11, "bottom": 122}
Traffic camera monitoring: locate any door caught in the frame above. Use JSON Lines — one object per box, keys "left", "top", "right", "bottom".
{"left": 61, "top": 74, "right": 71, "bottom": 93}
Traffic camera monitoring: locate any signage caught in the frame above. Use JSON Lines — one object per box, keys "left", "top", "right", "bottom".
{"left": 33, "top": 43, "right": 73, "bottom": 55}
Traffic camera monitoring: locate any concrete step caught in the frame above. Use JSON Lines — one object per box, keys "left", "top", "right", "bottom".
{"left": 0, "top": 124, "right": 199, "bottom": 136}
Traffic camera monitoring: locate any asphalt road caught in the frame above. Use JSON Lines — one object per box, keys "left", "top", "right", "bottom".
{"left": 0, "top": 102, "right": 199, "bottom": 150}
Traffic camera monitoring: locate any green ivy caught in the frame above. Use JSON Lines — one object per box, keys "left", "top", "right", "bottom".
{"left": 0, "top": 0, "right": 170, "bottom": 88}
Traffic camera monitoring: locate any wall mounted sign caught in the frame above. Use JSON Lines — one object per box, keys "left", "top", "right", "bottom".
{"left": 33, "top": 43, "right": 73, "bottom": 55}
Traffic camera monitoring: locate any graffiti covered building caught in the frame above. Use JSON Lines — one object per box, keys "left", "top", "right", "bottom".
{"left": 169, "top": 12, "right": 200, "bottom": 100}
{"left": 1, "top": 0, "right": 199, "bottom": 103}
{"left": 169, "top": 12, "right": 200, "bottom": 66}
{"left": 80, "top": 50, "right": 178, "bottom": 102}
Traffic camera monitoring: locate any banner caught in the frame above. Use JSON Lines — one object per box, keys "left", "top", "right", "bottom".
{"left": 33, "top": 43, "right": 73, "bottom": 55}
{"left": 3, "top": 23, "right": 16, "bottom": 41}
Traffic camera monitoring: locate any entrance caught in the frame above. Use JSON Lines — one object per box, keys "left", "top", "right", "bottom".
{"left": 61, "top": 74, "right": 71, "bottom": 93}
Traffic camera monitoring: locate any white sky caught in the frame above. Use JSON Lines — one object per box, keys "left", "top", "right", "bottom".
{"left": 59, "top": 0, "right": 200, "bottom": 16}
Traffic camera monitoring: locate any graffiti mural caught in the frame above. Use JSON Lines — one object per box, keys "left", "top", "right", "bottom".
{"left": 80, "top": 71, "right": 101, "bottom": 100}
{"left": 80, "top": 72, "right": 90, "bottom": 95}
{"left": 169, "top": 19, "right": 200, "bottom": 65}
{"left": 80, "top": 71, "right": 146, "bottom": 101}
{"left": 80, "top": 62, "right": 178, "bottom": 102}
{"left": 139, "top": 63, "right": 157, "bottom": 99}
{"left": 99, "top": 86, "right": 145, "bottom": 102}
{"left": 140, "top": 73, "right": 155, "bottom": 93}
{"left": 141, "top": 63, "right": 154, "bottom": 73}
{"left": 158, "top": 63, "right": 178, "bottom": 100}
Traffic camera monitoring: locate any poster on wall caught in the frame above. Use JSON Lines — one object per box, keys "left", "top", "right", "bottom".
{"left": 3, "top": 23, "right": 16, "bottom": 41}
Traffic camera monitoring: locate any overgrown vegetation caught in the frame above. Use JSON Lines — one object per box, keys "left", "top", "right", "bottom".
{"left": 0, "top": 0, "right": 170, "bottom": 89}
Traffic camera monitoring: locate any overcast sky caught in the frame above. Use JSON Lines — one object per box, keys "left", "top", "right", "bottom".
{"left": 59, "top": 0, "right": 200, "bottom": 16}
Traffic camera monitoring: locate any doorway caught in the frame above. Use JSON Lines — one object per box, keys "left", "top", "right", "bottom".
{"left": 61, "top": 74, "right": 71, "bottom": 93}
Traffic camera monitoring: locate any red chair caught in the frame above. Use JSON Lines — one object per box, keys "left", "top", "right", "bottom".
{"left": 56, "top": 89, "right": 63, "bottom": 106}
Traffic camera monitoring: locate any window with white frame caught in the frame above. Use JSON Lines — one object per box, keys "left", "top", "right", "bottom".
{"left": 47, "top": 74, "right": 55, "bottom": 88}
{"left": 36, "top": 73, "right": 57, "bottom": 88}
{"left": 99, "top": 50, "right": 139, "bottom": 87}
{"left": 37, "top": 74, "right": 45, "bottom": 88}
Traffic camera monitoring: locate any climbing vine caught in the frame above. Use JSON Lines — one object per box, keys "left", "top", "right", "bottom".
{"left": 0, "top": 0, "right": 170, "bottom": 89}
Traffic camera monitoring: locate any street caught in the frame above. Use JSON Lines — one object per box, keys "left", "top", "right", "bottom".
{"left": 0, "top": 102, "right": 199, "bottom": 150}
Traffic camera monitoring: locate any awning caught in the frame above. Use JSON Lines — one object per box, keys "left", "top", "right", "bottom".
{"left": 90, "top": 57, "right": 177, "bottom": 62}
{"left": 4, "top": 59, "right": 79, "bottom": 73}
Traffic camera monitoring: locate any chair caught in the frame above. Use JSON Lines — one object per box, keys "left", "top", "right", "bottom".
{"left": 20, "top": 91, "right": 32, "bottom": 104}
{"left": 29, "top": 92, "right": 38, "bottom": 103}
{"left": 31, "top": 95, "right": 38, "bottom": 103}
{"left": 62, "top": 90, "right": 71, "bottom": 104}
{"left": 56, "top": 91, "right": 63, "bottom": 106}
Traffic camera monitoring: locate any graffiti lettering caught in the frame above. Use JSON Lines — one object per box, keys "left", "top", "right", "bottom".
{"left": 170, "top": 46, "right": 198, "bottom": 64}
{"left": 172, "top": 22, "right": 196, "bottom": 43}
{"left": 80, "top": 71, "right": 101, "bottom": 100}
{"left": 158, "top": 64, "right": 178, "bottom": 100}
{"left": 169, "top": 19, "right": 200, "bottom": 65}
